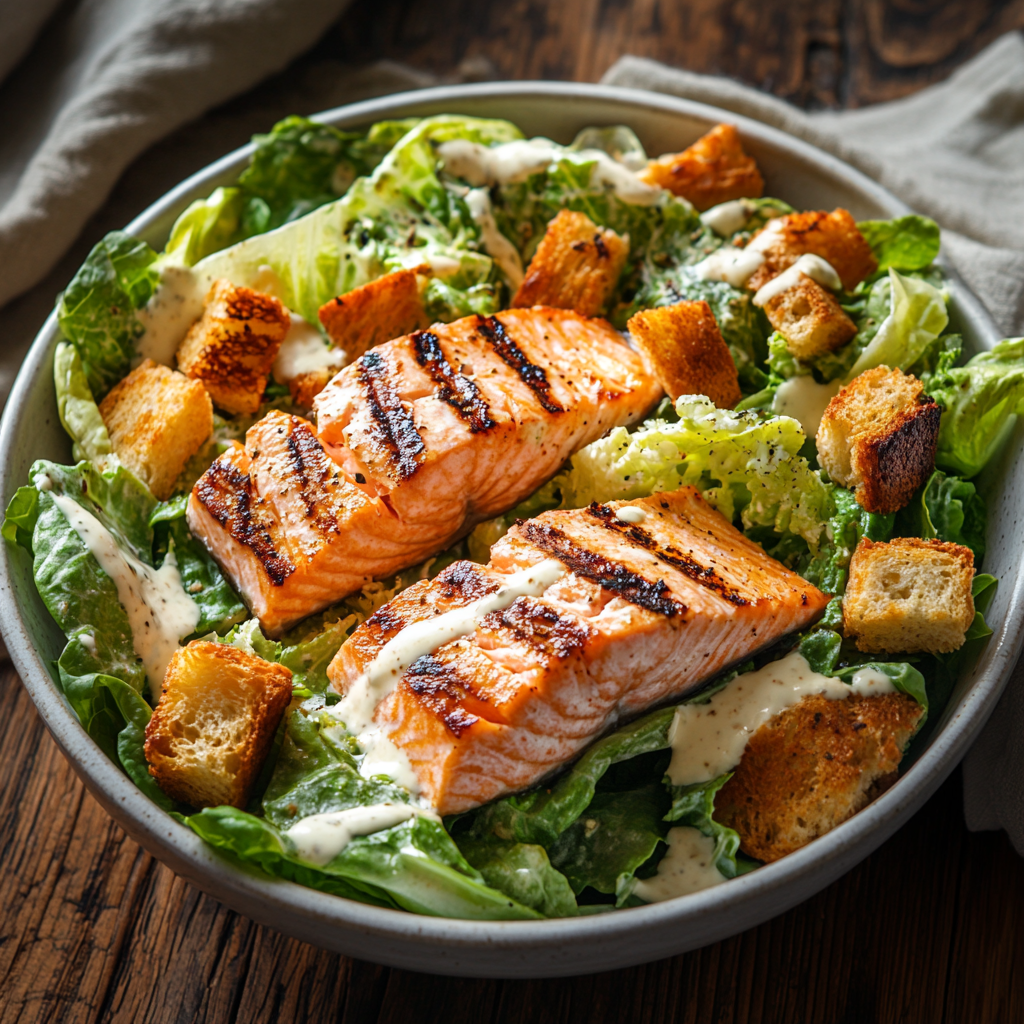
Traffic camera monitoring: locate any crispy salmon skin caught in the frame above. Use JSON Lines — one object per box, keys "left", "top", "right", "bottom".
{"left": 187, "top": 306, "right": 660, "bottom": 634}
{"left": 327, "top": 487, "right": 829, "bottom": 815}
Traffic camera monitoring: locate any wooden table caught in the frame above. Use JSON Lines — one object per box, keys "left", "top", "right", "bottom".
{"left": 4, "top": 3, "right": 1024, "bottom": 1020}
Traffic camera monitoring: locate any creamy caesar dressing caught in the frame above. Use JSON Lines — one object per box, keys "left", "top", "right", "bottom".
{"left": 615, "top": 505, "right": 647, "bottom": 524}
{"left": 333, "top": 558, "right": 567, "bottom": 736}
{"left": 284, "top": 803, "right": 439, "bottom": 867}
{"left": 666, "top": 651, "right": 897, "bottom": 786}
{"left": 79, "top": 632, "right": 97, "bottom": 655}
{"left": 690, "top": 246, "right": 765, "bottom": 288}
{"left": 136, "top": 263, "right": 207, "bottom": 365}
{"left": 357, "top": 727, "right": 423, "bottom": 793}
{"left": 745, "top": 220, "right": 786, "bottom": 255}
{"left": 771, "top": 375, "right": 841, "bottom": 438}
{"left": 437, "top": 138, "right": 661, "bottom": 205}
{"left": 464, "top": 188, "right": 525, "bottom": 288}
{"left": 752, "top": 254, "right": 843, "bottom": 307}
{"left": 49, "top": 492, "right": 200, "bottom": 699}
{"left": 272, "top": 312, "right": 346, "bottom": 383}
{"left": 700, "top": 199, "right": 756, "bottom": 237}
{"left": 632, "top": 827, "right": 728, "bottom": 902}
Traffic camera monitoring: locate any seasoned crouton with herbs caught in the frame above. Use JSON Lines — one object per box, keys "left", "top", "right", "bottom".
{"left": 638, "top": 124, "right": 764, "bottom": 211}
{"left": 627, "top": 301, "right": 741, "bottom": 407}
{"left": 716, "top": 691, "right": 924, "bottom": 863}
{"left": 144, "top": 641, "right": 293, "bottom": 809}
{"left": 763, "top": 275, "right": 857, "bottom": 361}
{"left": 318, "top": 267, "right": 428, "bottom": 361}
{"left": 843, "top": 537, "right": 975, "bottom": 654}
{"left": 98, "top": 359, "right": 212, "bottom": 500}
{"left": 816, "top": 366, "right": 940, "bottom": 513}
{"left": 747, "top": 208, "right": 877, "bottom": 293}
{"left": 177, "top": 279, "right": 290, "bottom": 415}
{"left": 511, "top": 209, "right": 628, "bottom": 316}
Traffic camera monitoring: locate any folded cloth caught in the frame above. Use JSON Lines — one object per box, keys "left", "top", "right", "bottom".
{"left": 603, "top": 32, "right": 1024, "bottom": 853}
{"left": 0, "top": 0, "right": 354, "bottom": 316}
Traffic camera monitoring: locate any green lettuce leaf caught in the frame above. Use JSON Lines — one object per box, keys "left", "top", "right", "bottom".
{"left": 557, "top": 395, "right": 832, "bottom": 550}
{"left": 662, "top": 774, "right": 751, "bottom": 879}
{"left": 857, "top": 215, "right": 941, "bottom": 272}
{"left": 457, "top": 838, "right": 579, "bottom": 917}
{"left": 57, "top": 232, "right": 160, "bottom": 397}
{"left": 927, "top": 338, "right": 1024, "bottom": 478}
{"left": 845, "top": 269, "right": 949, "bottom": 381}
{"left": 53, "top": 342, "right": 113, "bottom": 464}
{"left": 895, "top": 470, "right": 986, "bottom": 561}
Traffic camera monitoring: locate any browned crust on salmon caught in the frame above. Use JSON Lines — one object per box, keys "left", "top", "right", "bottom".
{"left": 716, "top": 692, "right": 924, "bottom": 863}
{"left": 511, "top": 209, "right": 629, "bottom": 316}
{"left": 317, "top": 267, "right": 429, "bottom": 361}
{"left": 637, "top": 124, "right": 764, "bottom": 211}
{"left": 356, "top": 349, "right": 426, "bottom": 482}
{"left": 411, "top": 330, "right": 496, "bottom": 433}
{"left": 474, "top": 314, "right": 564, "bottom": 413}
{"left": 194, "top": 452, "right": 295, "bottom": 585}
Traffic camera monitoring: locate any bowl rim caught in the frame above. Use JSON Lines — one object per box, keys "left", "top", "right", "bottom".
{"left": 1, "top": 79, "right": 1018, "bottom": 975}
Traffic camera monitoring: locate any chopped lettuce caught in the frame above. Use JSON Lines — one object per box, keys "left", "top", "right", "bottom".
{"left": 926, "top": 338, "right": 1024, "bottom": 478}
{"left": 53, "top": 342, "right": 113, "bottom": 465}
{"left": 895, "top": 470, "right": 987, "bottom": 561}
{"left": 56, "top": 232, "right": 160, "bottom": 397}
{"left": 857, "top": 215, "right": 941, "bottom": 273}
{"left": 557, "top": 396, "right": 832, "bottom": 550}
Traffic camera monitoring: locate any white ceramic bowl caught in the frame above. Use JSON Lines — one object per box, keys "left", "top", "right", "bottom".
{"left": 1, "top": 83, "right": 1019, "bottom": 979}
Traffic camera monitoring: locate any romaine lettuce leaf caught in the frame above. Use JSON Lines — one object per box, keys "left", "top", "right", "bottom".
{"left": 857, "top": 215, "right": 941, "bottom": 272}
{"left": 457, "top": 838, "right": 579, "bottom": 917}
{"left": 926, "top": 338, "right": 1024, "bottom": 478}
{"left": 57, "top": 232, "right": 161, "bottom": 397}
{"left": 845, "top": 268, "right": 949, "bottom": 381}
{"left": 53, "top": 341, "right": 113, "bottom": 465}
{"left": 895, "top": 470, "right": 986, "bottom": 561}
{"left": 557, "top": 395, "right": 832, "bottom": 550}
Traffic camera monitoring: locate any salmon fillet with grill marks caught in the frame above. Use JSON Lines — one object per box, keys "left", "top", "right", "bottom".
{"left": 327, "top": 487, "right": 829, "bottom": 815}
{"left": 187, "top": 307, "right": 660, "bottom": 634}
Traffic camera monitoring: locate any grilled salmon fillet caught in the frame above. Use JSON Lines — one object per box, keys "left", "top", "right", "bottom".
{"left": 187, "top": 307, "right": 660, "bottom": 634}
{"left": 327, "top": 487, "right": 829, "bottom": 815}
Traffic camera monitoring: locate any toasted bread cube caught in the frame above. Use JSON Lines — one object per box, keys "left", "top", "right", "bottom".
{"left": 638, "top": 124, "right": 764, "bottom": 211}
{"left": 318, "top": 268, "right": 428, "bottom": 362}
{"left": 716, "top": 692, "right": 924, "bottom": 863}
{"left": 511, "top": 209, "right": 628, "bottom": 316}
{"left": 98, "top": 359, "right": 213, "bottom": 500}
{"left": 747, "top": 208, "right": 877, "bottom": 292}
{"left": 177, "top": 279, "right": 289, "bottom": 415}
{"left": 763, "top": 275, "right": 857, "bottom": 360}
{"left": 843, "top": 537, "right": 975, "bottom": 654}
{"left": 144, "top": 641, "right": 293, "bottom": 809}
{"left": 817, "top": 366, "right": 940, "bottom": 513}
{"left": 627, "top": 301, "right": 741, "bottom": 407}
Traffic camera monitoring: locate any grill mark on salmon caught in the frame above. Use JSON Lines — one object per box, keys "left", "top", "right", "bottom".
{"left": 411, "top": 330, "right": 495, "bottom": 434}
{"left": 480, "top": 598, "right": 592, "bottom": 660}
{"left": 586, "top": 501, "right": 748, "bottom": 605}
{"left": 194, "top": 458, "right": 294, "bottom": 585}
{"left": 404, "top": 654, "right": 508, "bottom": 736}
{"left": 285, "top": 421, "right": 341, "bottom": 535}
{"left": 357, "top": 350, "right": 425, "bottom": 480}
{"left": 476, "top": 315, "right": 563, "bottom": 414}
{"left": 520, "top": 520, "right": 685, "bottom": 617}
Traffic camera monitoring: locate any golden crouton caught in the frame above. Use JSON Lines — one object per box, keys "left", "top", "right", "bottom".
{"left": 98, "top": 359, "right": 212, "bottom": 500}
{"left": 763, "top": 275, "right": 857, "bottom": 361}
{"left": 637, "top": 124, "right": 764, "bottom": 211}
{"left": 843, "top": 537, "right": 975, "bottom": 654}
{"left": 144, "top": 641, "right": 293, "bottom": 809}
{"left": 747, "top": 208, "right": 878, "bottom": 292}
{"left": 816, "top": 366, "right": 940, "bottom": 513}
{"left": 716, "top": 692, "right": 924, "bottom": 863}
{"left": 627, "top": 301, "right": 741, "bottom": 407}
{"left": 511, "top": 209, "right": 629, "bottom": 316}
{"left": 318, "top": 267, "right": 428, "bottom": 362}
{"left": 177, "top": 279, "right": 290, "bottom": 415}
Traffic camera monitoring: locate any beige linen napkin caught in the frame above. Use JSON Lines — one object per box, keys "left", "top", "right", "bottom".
{"left": 601, "top": 33, "right": 1024, "bottom": 853}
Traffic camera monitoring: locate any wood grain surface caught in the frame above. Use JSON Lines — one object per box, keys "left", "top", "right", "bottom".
{"left": 4, "top": 2, "right": 1024, "bottom": 1021}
